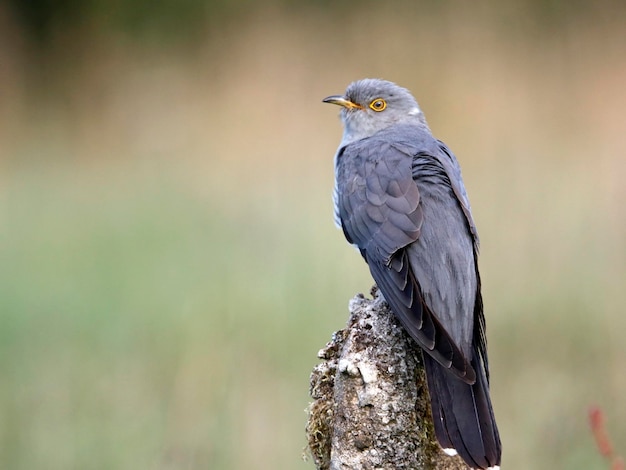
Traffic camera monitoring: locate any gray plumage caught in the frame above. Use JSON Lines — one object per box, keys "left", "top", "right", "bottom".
{"left": 324, "top": 79, "right": 501, "bottom": 469}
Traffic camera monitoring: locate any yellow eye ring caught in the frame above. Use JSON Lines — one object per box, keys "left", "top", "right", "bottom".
{"left": 369, "top": 98, "right": 387, "bottom": 112}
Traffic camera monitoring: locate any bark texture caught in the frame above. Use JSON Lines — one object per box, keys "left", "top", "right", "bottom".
{"left": 306, "top": 287, "right": 468, "bottom": 470}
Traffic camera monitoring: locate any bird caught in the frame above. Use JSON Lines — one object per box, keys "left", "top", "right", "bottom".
{"left": 323, "top": 78, "right": 501, "bottom": 469}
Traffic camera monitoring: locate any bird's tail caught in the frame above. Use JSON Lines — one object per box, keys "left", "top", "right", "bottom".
{"left": 423, "top": 352, "right": 501, "bottom": 469}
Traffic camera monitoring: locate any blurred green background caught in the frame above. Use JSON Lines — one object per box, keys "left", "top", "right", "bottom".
{"left": 1, "top": 1, "right": 625, "bottom": 468}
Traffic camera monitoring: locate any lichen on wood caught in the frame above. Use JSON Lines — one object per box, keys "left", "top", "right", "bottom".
{"left": 306, "top": 287, "right": 468, "bottom": 470}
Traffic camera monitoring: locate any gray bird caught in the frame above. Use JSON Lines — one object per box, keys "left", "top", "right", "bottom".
{"left": 323, "top": 79, "right": 501, "bottom": 469}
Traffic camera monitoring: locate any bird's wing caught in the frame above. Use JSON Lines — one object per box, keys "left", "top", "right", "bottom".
{"left": 435, "top": 141, "right": 480, "bottom": 249}
{"left": 335, "top": 129, "right": 478, "bottom": 383}
{"left": 423, "top": 140, "right": 488, "bottom": 376}
{"left": 403, "top": 149, "right": 478, "bottom": 359}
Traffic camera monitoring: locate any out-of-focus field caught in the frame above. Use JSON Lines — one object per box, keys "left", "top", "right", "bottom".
{"left": 1, "top": 4, "right": 625, "bottom": 469}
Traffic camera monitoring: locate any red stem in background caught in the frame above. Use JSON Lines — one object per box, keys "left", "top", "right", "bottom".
{"left": 589, "top": 405, "right": 624, "bottom": 470}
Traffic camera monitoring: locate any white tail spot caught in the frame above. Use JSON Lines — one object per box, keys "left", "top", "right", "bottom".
{"left": 442, "top": 448, "right": 458, "bottom": 456}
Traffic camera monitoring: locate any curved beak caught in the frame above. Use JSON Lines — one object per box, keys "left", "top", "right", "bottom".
{"left": 322, "top": 95, "right": 363, "bottom": 110}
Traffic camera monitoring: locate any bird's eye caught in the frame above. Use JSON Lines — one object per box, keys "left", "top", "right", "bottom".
{"left": 369, "top": 98, "right": 387, "bottom": 112}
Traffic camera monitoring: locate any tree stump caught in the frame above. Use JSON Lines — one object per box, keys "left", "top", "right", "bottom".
{"left": 306, "top": 287, "right": 468, "bottom": 470}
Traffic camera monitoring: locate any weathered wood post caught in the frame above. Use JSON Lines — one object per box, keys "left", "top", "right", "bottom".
{"left": 306, "top": 288, "right": 468, "bottom": 470}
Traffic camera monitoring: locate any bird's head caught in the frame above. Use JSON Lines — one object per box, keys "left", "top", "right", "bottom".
{"left": 323, "top": 78, "right": 429, "bottom": 146}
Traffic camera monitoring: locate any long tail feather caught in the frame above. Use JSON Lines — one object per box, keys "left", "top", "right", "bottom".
{"left": 423, "top": 353, "right": 501, "bottom": 469}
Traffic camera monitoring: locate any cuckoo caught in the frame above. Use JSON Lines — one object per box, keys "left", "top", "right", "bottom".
{"left": 323, "top": 79, "right": 501, "bottom": 469}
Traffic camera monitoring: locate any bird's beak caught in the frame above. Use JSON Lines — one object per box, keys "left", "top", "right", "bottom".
{"left": 322, "top": 95, "right": 363, "bottom": 110}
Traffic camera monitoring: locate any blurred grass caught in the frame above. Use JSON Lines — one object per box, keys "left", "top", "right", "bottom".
{"left": 1, "top": 3, "right": 626, "bottom": 469}
{"left": 0, "top": 160, "right": 363, "bottom": 469}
